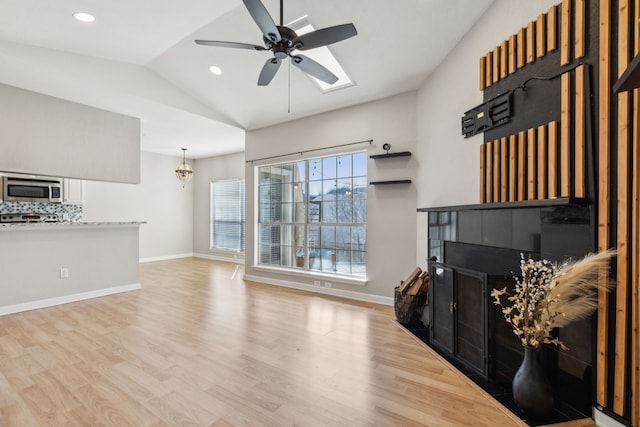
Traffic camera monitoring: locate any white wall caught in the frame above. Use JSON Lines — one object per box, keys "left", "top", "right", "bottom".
{"left": 415, "top": 0, "right": 559, "bottom": 266}
{"left": 244, "top": 92, "right": 418, "bottom": 303}
{"left": 0, "top": 83, "right": 140, "bottom": 183}
{"left": 0, "top": 224, "right": 140, "bottom": 314}
{"left": 83, "top": 151, "right": 194, "bottom": 260}
{"left": 192, "top": 152, "right": 246, "bottom": 261}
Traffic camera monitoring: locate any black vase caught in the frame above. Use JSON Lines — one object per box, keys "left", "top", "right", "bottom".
{"left": 512, "top": 345, "right": 554, "bottom": 420}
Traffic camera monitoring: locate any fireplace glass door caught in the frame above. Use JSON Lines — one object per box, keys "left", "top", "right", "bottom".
{"left": 429, "top": 262, "right": 489, "bottom": 378}
{"left": 455, "top": 269, "right": 488, "bottom": 377}
{"left": 430, "top": 263, "right": 454, "bottom": 354}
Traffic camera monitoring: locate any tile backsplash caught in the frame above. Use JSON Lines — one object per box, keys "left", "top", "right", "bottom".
{"left": 0, "top": 202, "right": 83, "bottom": 221}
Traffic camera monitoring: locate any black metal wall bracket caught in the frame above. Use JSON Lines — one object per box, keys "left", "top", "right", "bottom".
{"left": 461, "top": 92, "right": 512, "bottom": 138}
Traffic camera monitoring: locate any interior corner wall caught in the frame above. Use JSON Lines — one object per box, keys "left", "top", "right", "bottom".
{"left": 192, "top": 151, "right": 246, "bottom": 260}
{"left": 415, "top": 0, "right": 559, "bottom": 267}
{"left": 82, "top": 151, "right": 194, "bottom": 260}
{"left": 244, "top": 91, "right": 418, "bottom": 301}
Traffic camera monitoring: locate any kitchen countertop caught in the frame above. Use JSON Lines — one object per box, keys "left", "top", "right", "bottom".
{"left": 0, "top": 221, "right": 146, "bottom": 231}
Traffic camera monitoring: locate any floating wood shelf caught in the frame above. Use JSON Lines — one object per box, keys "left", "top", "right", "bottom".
{"left": 369, "top": 151, "right": 412, "bottom": 159}
{"left": 614, "top": 51, "right": 640, "bottom": 93}
{"left": 369, "top": 180, "right": 412, "bottom": 185}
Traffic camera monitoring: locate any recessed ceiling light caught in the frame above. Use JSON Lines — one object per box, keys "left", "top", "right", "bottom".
{"left": 209, "top": 65, "right": 223, "bottom": 76}
{"left": 72, "top": 12, "right": 96, "bottom": 23}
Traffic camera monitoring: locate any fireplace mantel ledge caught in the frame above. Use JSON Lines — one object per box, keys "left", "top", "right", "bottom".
{"left": 417, "top": 197, "right": 589, "bottom": 213}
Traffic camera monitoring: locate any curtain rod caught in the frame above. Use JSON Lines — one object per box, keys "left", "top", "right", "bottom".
{"left": 245, "top": 139, "right": 373, "bottom": 164}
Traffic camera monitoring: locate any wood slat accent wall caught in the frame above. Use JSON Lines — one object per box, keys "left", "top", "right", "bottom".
{"left": 575, "top": 65, "right": 586, "bottom": 198}
{"left": 597, "top": 0, "right": 639, "bottom": 421}
{"left": 597, "top": 0, "right": 611, "bottom": 408}
{"left": 476, "top": 1, "right": 640, "bottom": 423}
{"left": 548, "top": 121, "right": 559, "bottom": 198}
{"left": 537, "top": 125, "right": 548, "bottom": 199}
{"left": 633, "top": 89, "right": 640, "bottom": 427}
{"left": 493, "top": 46, "right": 501, "bottom": 83}
{"left": 480, "top": 143, "right": 486, "bottom": 203}
{"left": 478, "top": 63, "right": 588, "bottom": 205}
{"left": 518, "top": 131, "right": 526, "bottom": 200}
{"left": 633, "top": 4, "right": 640, "bottom": 423}
{"left": 501, "top": 137, "right": 508, "bottom": 201}
{"left": 509, "top": 134, "right": 517, "bottom": 201}
{"left": 518, "top": 28, "right": 526, "bottom": 69}
{"left": 479, "top": 8, "right": 559, "bottom": 90}
{"left": 493, "top": 140, "right": 500, "bottom": 203}
{"left": 486, "top": 51, "right": 493, "bottom": 88}
{"left": 480, "top": 121, "right": 572, "bottom": 203}
{"left": 561, "top": 72, "right": 572, "bottom": 197}
{"left": 479, "top": 59, "right": 587, "bottom": 204}
{"left": 615, "top": 0, "right": 630, "bottom": 415}
{"left": 486, "top": 142, "right": 493, "bottom": 202}
{"left": 548, "top": 5, "right": 558, "bottom": 51}
{"left": 537, "top": 14, "right": 547, "bottom": 58}
{"left": 527, "top": 128, "right": 537, "bottom": 199}
{"left": 527, "top": 22, "right": 536, "bottom": 64}
{"left": 561, "top": 0, "right": 572, "bottom": 65}
{"left": 501, "top": 41, "right": 508, "bottom": 79}
{"left": 575, "top": 0, "right": 586, "bottom": 59}
{"left": 509, "top": 34, "right": 517, "bottom": 74}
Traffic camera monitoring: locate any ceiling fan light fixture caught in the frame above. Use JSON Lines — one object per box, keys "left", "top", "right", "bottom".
{"left": 175, "top": 148, "right": 193, "bottom": 186}
{"left": 72, "top": 12, "right": 96, "bottom": 23}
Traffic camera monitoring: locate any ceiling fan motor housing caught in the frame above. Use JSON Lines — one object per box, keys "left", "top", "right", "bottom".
{"left": 265, "top": 26, "right": 297, "bottom": 58}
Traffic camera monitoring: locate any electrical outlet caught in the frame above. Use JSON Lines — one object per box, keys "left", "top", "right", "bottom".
{"left": 313, "top": 280, "right": 321, "bottom": 286}
{"left": 60, "top": 268, "right": 69, "bottom": 279}
{"left": 324, "top": 282, "right": 332, "bottom": 288}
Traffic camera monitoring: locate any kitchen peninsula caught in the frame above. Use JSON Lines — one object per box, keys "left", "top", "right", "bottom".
{"left": 0, "top": 221, "right": 144, "bottom": 315}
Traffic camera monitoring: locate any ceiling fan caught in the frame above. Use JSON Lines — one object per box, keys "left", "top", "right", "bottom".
{"left": 195, "top": 0, "right": 357, "bottom": 86}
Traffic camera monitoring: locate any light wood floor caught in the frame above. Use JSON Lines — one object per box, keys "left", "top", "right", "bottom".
{"left": 0, "top": 257, "right": 572, "bottom": 426}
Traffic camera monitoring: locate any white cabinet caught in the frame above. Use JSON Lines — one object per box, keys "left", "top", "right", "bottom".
{"left": 63, "top": 179, "right": 85, "bottom": 204}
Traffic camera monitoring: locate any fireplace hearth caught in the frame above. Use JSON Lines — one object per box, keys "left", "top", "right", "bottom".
{"left": 419, "top": 199, "right": 595, "bottom": 423}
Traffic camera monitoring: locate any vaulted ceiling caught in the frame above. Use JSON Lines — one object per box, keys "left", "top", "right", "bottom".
{"left": 0, "top": 0, "right": 494, "bottom": 158}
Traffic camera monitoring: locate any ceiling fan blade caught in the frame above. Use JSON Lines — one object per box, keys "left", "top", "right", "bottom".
{"left": 258, "top": 58, "right": 282, "bottom": 86}
{"left": 292, "top": 23, "right": 357, "bottom": 51}
{"left": 242, "top": 0, "right": 281, "bottom": 43}
{"left": 291, "top": 55, "right": 338, "bottom": 85}
{"left": 195, "top": 40, "right": 267, "bottom": 51}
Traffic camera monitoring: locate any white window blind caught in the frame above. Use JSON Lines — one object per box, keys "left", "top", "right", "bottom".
{"left": 211, "top": 179, "right": 245, "bottom": 252}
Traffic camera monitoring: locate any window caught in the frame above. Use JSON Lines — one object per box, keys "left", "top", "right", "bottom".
{"left": 210, "top": 179, "right": 245, "bottom": 252}
{"left": 257, "top": 152, "right": 367, "bottom": 278}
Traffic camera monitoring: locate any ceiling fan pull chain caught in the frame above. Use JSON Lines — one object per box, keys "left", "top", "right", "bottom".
{"left": 288, "top": 58, "right": 291, "bottom": 114}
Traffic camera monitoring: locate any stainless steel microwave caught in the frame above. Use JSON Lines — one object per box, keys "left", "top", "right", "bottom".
{"left": 2, "top": 176, "right": 63, "bottom": 203}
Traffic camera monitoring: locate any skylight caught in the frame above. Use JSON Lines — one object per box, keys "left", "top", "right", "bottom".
{"left": 288, "top": 17, "right": 355, "bottom": 93}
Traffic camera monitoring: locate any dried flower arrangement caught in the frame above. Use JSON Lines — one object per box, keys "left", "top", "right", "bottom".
{"left": 490, "top": 250, "right": 615, "bottom": 350}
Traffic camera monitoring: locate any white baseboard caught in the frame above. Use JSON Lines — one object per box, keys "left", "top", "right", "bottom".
{"left": 0, "top": 283, "right": 142, "bottom": 316}
{"left": 139, "top": 253, "right": 193, "bottom": 263}
{"left": 194, "top": 253, "right": 245, "bottom": 265}
{"left": 243, "top": 274, "right": 393, "bottom": 306}
{"left": 593, "top": 406, "right": 631, "bottom": 427}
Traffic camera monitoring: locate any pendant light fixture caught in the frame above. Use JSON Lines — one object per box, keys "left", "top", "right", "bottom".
{"left": 175, "top": 148, "right": 193, "bottom": 187}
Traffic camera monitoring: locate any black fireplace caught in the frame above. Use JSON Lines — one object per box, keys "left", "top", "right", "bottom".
{"left": 422, "top": 200, "right": 595, "bottom": 420}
